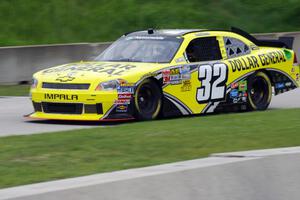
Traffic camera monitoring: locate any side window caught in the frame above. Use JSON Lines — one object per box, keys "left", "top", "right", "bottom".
{"left": 224, "top": 37, "right": 250, "bottom": 58}
{"left": 185, "top": 37, "right": 222, "bottom": 62}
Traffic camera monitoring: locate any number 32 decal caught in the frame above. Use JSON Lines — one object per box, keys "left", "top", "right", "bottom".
{"left": 196, "top": 63, "right": 228, "bottom": 103}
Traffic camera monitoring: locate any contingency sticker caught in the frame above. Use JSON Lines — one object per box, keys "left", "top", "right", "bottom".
{"left": 162, "top": 65, "right": 191, "bottom": 85}
{"left": 114, "top": 83, "right": 135, "bottom": 105}
{"left": 116, "top": 104, "right": 128, "bottom": 113}
{"left": 229, "top": 80, "right": 248, "bottom": 103}
{"left": 181, "top": 80, "right": 192, "bottom": 92}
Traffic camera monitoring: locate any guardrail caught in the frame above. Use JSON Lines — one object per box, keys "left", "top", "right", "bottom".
{"left": 0, "top": 32, "right": 299, "bottom": 84}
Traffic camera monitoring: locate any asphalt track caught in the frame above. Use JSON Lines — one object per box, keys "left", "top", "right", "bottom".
{"left": 0, "top": 88, "right": 299, "bottom": 137}
{"left": 1, "top": 146, "right": 300, "bottom": 200}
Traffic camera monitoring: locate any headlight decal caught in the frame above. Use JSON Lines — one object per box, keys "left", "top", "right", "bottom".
{"left": 95, "top": 80, "right": 119, "bottom": 91}
{"left": 31, "top": 78, "right": 38, "bottom": 89}
{"left": 95, "top": 79, "right": 128, "bottom": 91}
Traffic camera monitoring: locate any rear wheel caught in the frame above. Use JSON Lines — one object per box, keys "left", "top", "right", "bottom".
{"left": 134, "top": 79, "right": 162, "bottom": 120}
{"left": 247, "top": 71, "right": 272, "bottom": 111}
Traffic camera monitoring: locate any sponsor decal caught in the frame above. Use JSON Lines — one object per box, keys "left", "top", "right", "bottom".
{"left": 229, "top": 50, "right": 286, "bottom": 73}
{"left": 233, "top": 97, "right": 240, "bottom": 103}
{"left": 238, "top": 80, "right": 247, "bottom": 92}
{"left": 274, "top": 81, "right": 293, "bottom": 92}
{"left": 275, "top": 82, "right": 285, "bottom": 89}
{"left": 162, "top": 70, "right": 171, "bottom": 83}
{"left": 114, "top": 99, "right": 131, "bottom": 105}
{"left": 56, "top": 76, "right": 75, "bottom": 82}
{"left": 180, "top": 65, "right": 191, "bottom": 80}
{"left": 116, "top": 104, "right": 128, "bottom": 113}
{"left": 258, "top": 51, "right": 286, "bottom": 66}
{"left": 181, "top": 80, "right": 192, "bottom": 92}
{"left": 118, "top": 83, "right": 134, "bottom": 89}
{"left": 44, "top": 94, "right": 78, "bottom": 100}
{"left": 230, "top": 89, "right": 239, "bottom": 98}
{"left": 229, "top": 88, "right": 248, "bottom": 104}
{"left": 163, "top": 66, "right": 191, "bottom": 85}
{"left": 229, "top": 56, "right": 259, "bottom": 72}
{"left": 169, "top": 77, "right": 181, "bottom": 84}
{"left": 232, "top": 95, "right": 247, "bottom": 103}
{"left": 231, "top": 82, "right": 239, "bottom": 89}
{"left": 117, "top": 83, "right": 135, "bottom": 94}
{"left": 126, "top": 36, "right": 164, "bottom": 40}
{"left": 169, "top": 68, "right": 182, "bottom": 84}
{"left": 118, "top": 94, "right": 132, "bottom": 99}
{"left": 238, "top": 92, "right": 248, "bottom": 102}
{"left": 115, "top": 93, "right": 132, "bottom": 105}
{"left": 195, "top": 32, "right": 210, "bottom": 37}
{"left": 116, "top": 83, "right": 134, "bottom": 105}
{"left": 42, "top": 63, "right": 137, "bottom": 76}
{"left": 242, "top": 96, "right": 247, "bottom": 102}
{"left": 285, "top": 82, "right": 292, "bottom": 87}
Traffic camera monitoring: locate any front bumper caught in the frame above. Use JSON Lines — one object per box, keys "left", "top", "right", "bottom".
{"left": 29, "top": 89, "right": 135, "bottom": 121}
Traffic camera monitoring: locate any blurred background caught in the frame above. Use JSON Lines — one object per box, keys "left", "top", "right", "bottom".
{"left": 1, "top": 0, "right": 300, "bottom": 46}
{"left": 1, "top": 0, "right": 300, "bottom": 91}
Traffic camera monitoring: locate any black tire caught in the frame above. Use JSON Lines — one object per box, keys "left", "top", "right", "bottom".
{"left": 134, "top": 79, "right": 162, "bottom": 120}
{"left": 247, "top": 71, "right": 272, "bottom": 111}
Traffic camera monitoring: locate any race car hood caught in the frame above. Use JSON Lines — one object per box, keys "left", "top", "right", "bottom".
{"left": 34, "top": 61, "right": 169, "bottom": 83}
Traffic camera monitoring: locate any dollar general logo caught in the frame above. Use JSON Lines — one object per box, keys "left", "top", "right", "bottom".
{"left": 56, "top": 76, "right": 75, "bottom": 82}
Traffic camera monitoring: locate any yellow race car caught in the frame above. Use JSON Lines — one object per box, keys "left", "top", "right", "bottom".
{"left": 29, "top": 27, "right": 300, "bottom": 121}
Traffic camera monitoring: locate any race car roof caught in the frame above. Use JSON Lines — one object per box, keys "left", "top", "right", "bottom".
{"left": 125, "top": 29, "right": 204, "bottom": 37}
{"left": 125, "top": 27, "right": 290, "bottom": 49}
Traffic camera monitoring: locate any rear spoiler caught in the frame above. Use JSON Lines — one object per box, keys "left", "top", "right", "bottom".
{"left": 231, "top": 27, "right": 294, "bottom": 49}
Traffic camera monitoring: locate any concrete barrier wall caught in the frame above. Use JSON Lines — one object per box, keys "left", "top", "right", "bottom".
{"left": 0, "top": 32, "right": 299, "bottom": 84}
{"left": 0, "top": 43, "right": 111, "bottom": 84}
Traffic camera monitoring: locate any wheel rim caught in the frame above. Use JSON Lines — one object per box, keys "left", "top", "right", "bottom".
{"left": 137, "top": 84, "right": 156, "bottom": 114}
{"left": 250, "top": 76, "right": 269, "bottom": 106}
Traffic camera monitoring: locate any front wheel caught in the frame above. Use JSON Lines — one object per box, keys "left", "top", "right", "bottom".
{"left": 247, "top": 71, "right": 272, "bottom": 111}
{"left": 134, "top": 79, "right": 162, "bottom": 120}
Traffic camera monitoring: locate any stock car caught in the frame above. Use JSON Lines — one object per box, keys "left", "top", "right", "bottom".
{"left": 29, "top": 27, "right": 300, "bottom": 121}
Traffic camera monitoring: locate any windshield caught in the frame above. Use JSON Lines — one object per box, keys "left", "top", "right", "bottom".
{"left": 95, "top": 36, "right": 183, "bottom": 63}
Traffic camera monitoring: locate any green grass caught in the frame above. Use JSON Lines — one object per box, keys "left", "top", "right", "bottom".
{"left": 1, "top": 0, "right": 300, "bottom": 46}
{"left": 0, "top": 108, "right": 300, "bottom": 188}
{"left": 0, "top": 85, "right": 30, "bottom": 96}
